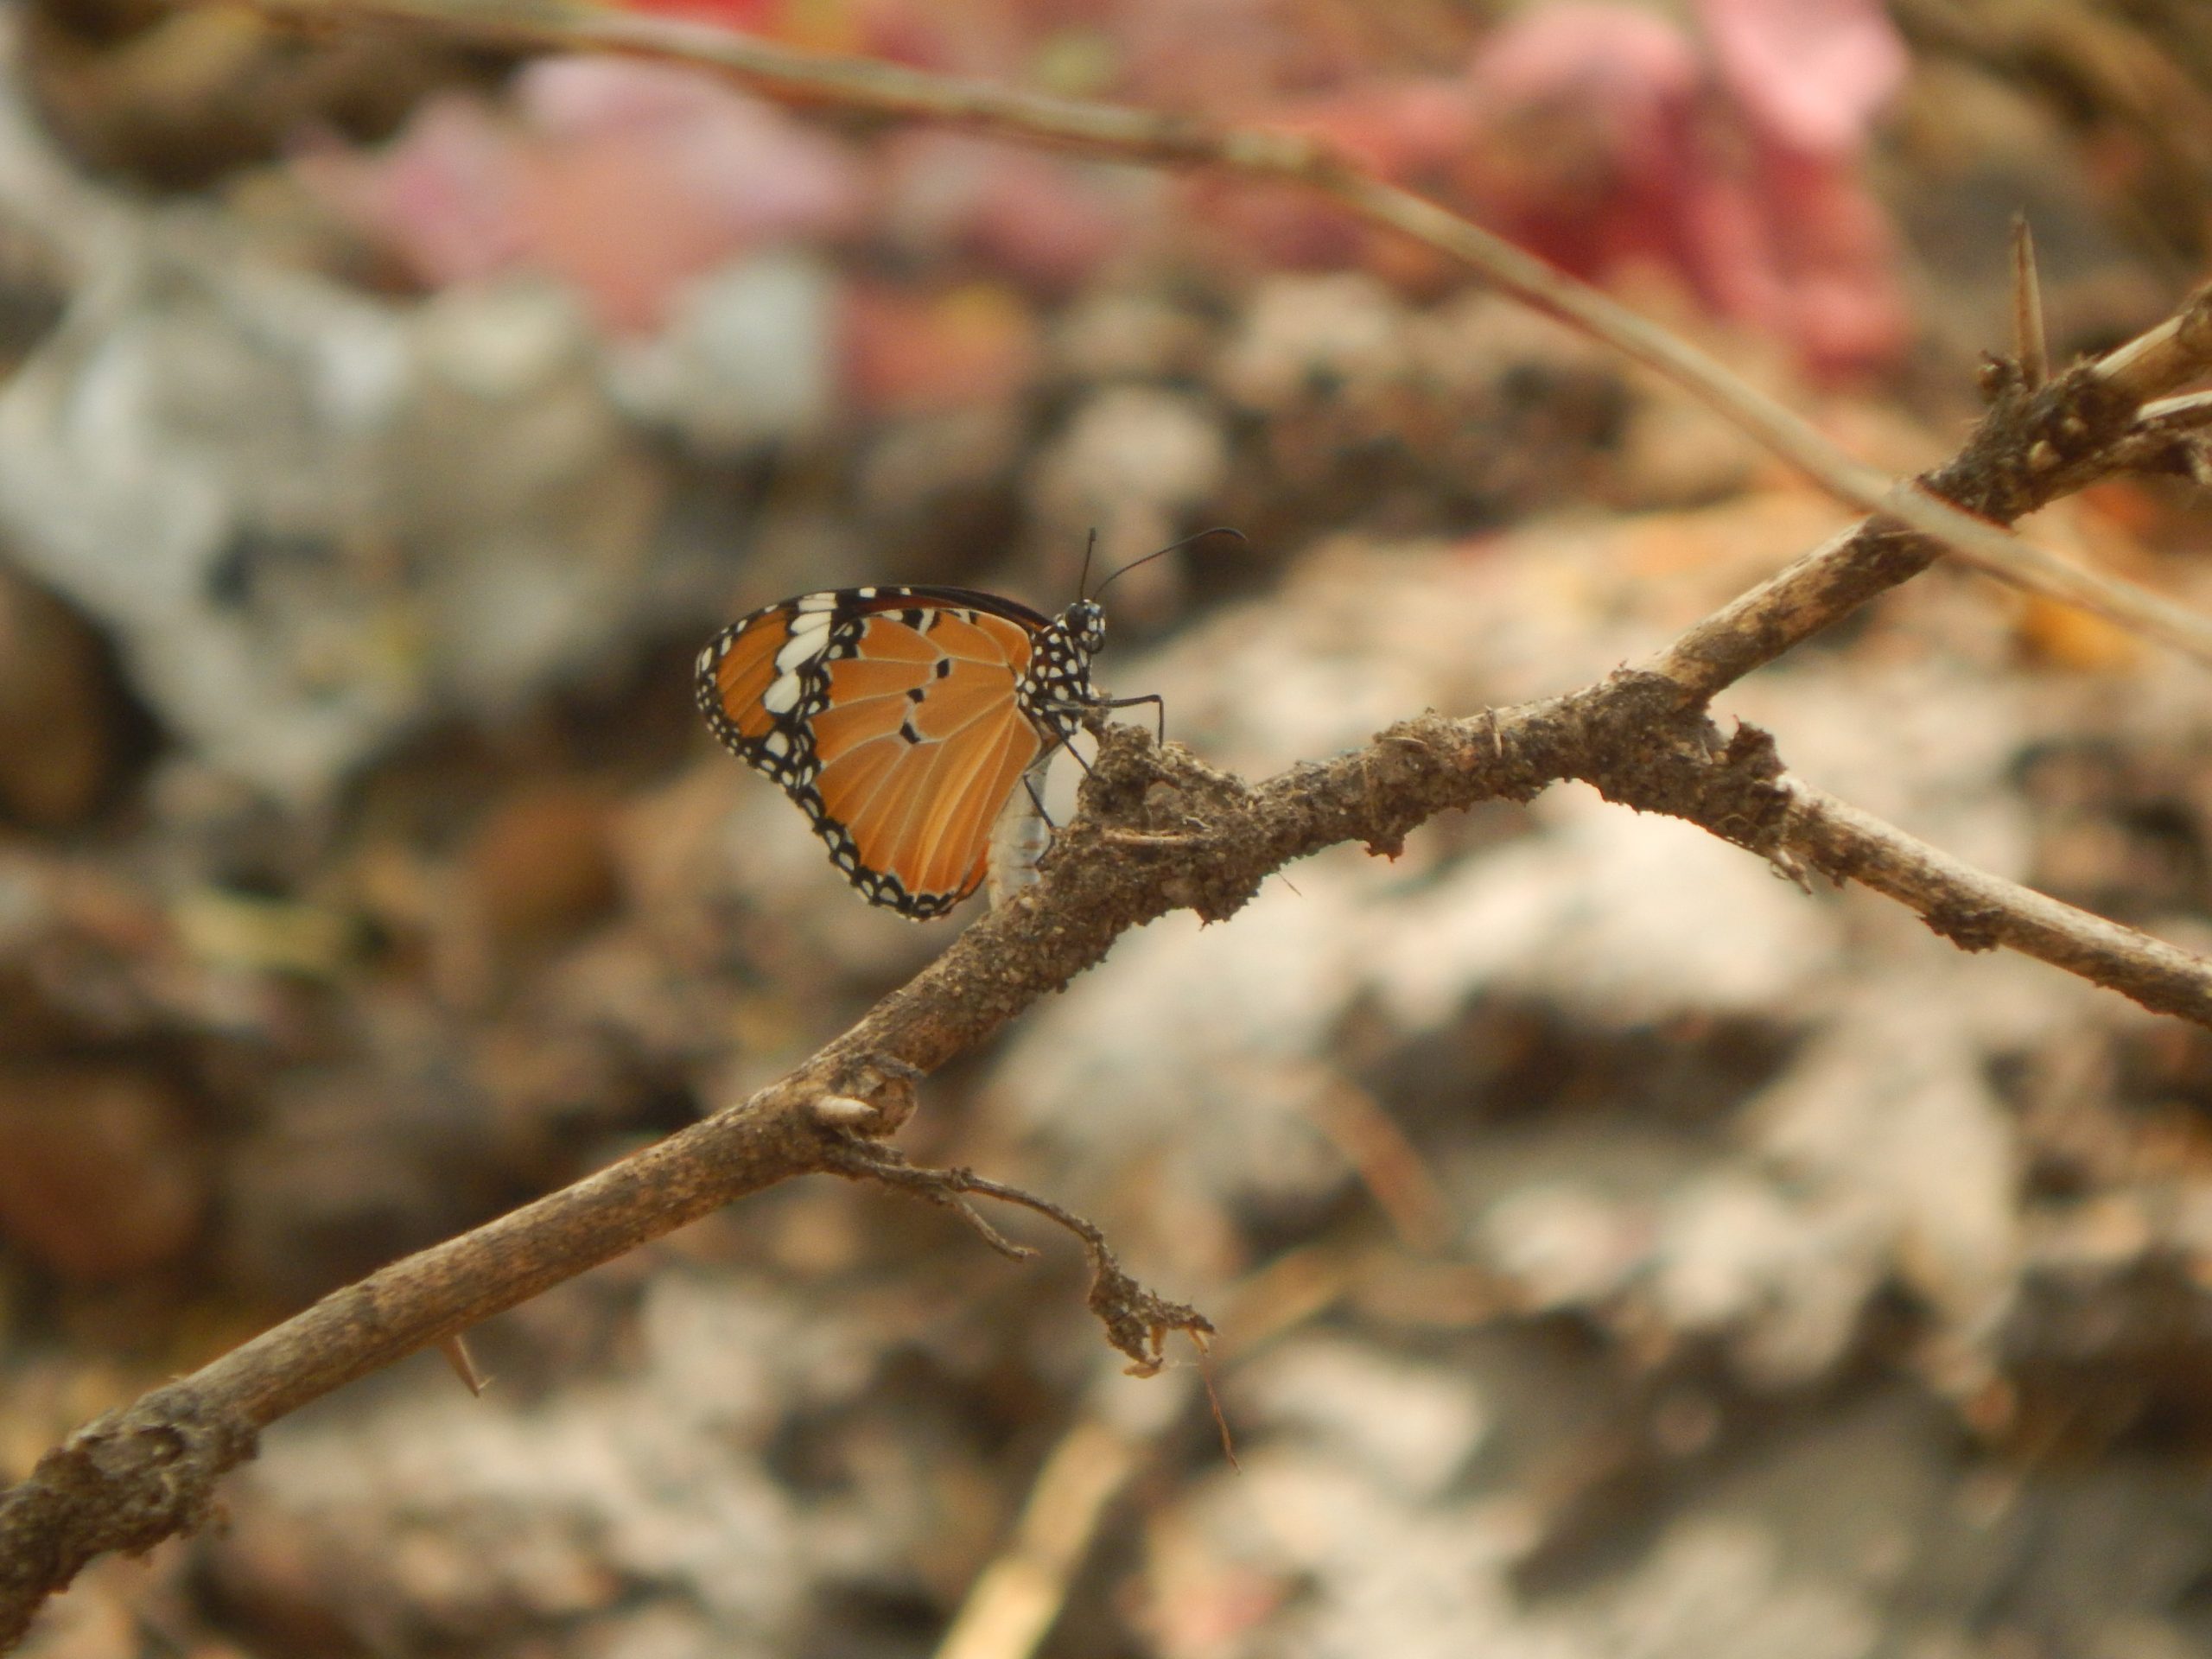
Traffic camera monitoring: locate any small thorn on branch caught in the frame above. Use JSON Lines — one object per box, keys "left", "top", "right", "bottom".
{"left": 2012, "top": 214, "right": 2049, "bottom": 390}
{"left": 437, "top": 1333, "right": 493, "bottom": 1395}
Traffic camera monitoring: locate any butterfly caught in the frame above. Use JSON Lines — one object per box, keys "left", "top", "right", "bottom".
{"left": 695, "top": 533, "right": 1238, "bottom": 918}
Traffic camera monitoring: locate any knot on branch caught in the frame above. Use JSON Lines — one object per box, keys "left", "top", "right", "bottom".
{"left": 1923, "top": 897, "right": 2006, "bottom": 954}
{"left": 1935, "top": 361, "right": 2145, "bottom": 523}
{"left": 1573, "top": 677, "right": 1791, "bottom": 855}
{"left": 0, "top": 1395, "right": 257, "bottom": 1635}
{"left": 2175, "top": 280, "right": 2212, "bottom": 367}
{"left": 806, "top": 1052, "right": 924, "bottom": 1138}
{"left": 1065, "top": 723, "right": 1262, "bottom": 922}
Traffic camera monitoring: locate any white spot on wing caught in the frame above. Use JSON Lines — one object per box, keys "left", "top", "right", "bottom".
{"left": 774, "top": 623, "right": 832, "bottom": 674}
{"left": 763, "top": 673, "right": 802, "bottom": 714}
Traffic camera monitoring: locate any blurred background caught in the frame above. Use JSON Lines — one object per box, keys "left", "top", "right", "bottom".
{"left": 9, "top": 0, "right": 2212, "bottom": 1655}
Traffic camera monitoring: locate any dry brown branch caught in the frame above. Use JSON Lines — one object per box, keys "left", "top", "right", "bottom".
{"left": 10, "top": 524, "right": 2212, "bottom": 1641}
{"left": 220, "top": 0, "right": 2212, "bottom": 664}
{"left": 14, "top": 9, "right": 2212, "bottom": 1650}
{"left": 1656, "top": 315, "right": 2212, "bottom": 700}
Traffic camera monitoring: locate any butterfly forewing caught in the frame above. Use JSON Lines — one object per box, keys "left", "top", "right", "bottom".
{"left": 696, "top": 587, "right": 1079, "bottom": 918}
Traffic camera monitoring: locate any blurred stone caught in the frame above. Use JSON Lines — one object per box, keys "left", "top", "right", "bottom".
{"left": 462, "top": 782, "right": 620, "bottom": 960}
{"left": 1650, "top": 1173, "right": 1872, "bottom": 1379}
{"left": 200, "top": 1497, "right": 368, "bottom": 1659}
{"left": 849, "top": 402, "right": 1025, "bottom": 580}
{"left": 1243, "top": 1336, "right": 1488, "bottom": 1499}
{"left": 608, "top": 251, "right": 836, "bottom": 455}
{"left": 1611, "top": 388, "right": 1767, "bottom": 509}
{"left": 1214, "top": 272, "right": 1412, "bottom": 412}
{"left": 221, "top": 1274, "right": 849, "bottom": 1653}
{"left": 1481, "top": 1181, "right": 1647, "bottom": 1311}
{"left": 171, "top": 887, "right": 364, "bottom": 979}
{"left": 1027, "top": 385, "right": 1229, "bottom": 597}
{"left": 0, "top": 1060, "right": 203, "bottom": 1281}
{"left": 841, "top": 278, "right": 1039, "bottom": 417}
{"left": 217, "top": 1062, "right": 501, "bottom": 1303}
{"left": 0, "top": 563, "right": 123, "bottom": 827}
{"left": 22, "top": 0, "right": 486, "bottom": 188}
{"left": 0, "top": 207, "right": 665, "bottom": 798}
{"left": 1050, "top": 289, "right": 1217, "bottom": 385}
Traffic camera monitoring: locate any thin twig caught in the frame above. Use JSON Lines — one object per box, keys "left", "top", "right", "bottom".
{"left": 1653, "top": 303, "right": 2212, "bottom": 702}
{"left": 934, "top": 1416, "right": 1144, "bottom": 1659}
{"left": 1306, "top": 1076, "right": 1454, "bottom": 1253}
{"left": 214, "top": 0, "right": 2212, "bottom": 664}
{"left": 819, "top": 1139, "right": 1038, "bottom": 1261}
{"left": 822, "top": 1142, "right": 1216, "bottom": 1374}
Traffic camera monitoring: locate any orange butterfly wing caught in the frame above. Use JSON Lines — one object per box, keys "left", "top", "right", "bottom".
{"left": 696, "top": 590, "right": 1053, "bottom": 918}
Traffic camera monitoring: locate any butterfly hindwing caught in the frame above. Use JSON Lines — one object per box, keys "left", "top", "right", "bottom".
{"left": 696, "top": 587, "right": 1072, "bottom": 918}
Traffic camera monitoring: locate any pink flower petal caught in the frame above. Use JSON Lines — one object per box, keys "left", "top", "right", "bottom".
{"left": 1698, "top": 0, "right": 1908, "bottom": 156}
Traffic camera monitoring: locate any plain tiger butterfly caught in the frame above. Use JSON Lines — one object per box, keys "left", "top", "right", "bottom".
{"left": 695, "top": 531, "right": 1240, "bottom": 918}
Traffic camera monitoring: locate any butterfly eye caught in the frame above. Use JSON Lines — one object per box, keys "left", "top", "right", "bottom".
{"left": 1072, "top": 601, "right": 1106, "bottom": 652}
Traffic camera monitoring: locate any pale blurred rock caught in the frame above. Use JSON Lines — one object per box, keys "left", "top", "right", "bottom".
{"left": 1482, "top": 1182, "right": 1648, "bottom": 1310}
{"left": 1049, "top": 289, "right": 1216, "bottom": 385}
{"left": 608, "top": 251, "right": 836, "bottom": 454}
{"left": 1028, "top": 384, "right": 1229, "bottom": 563}
{"left": 219, "top": 1273, "right": 866, "bottom": 1654}
{"left": 1751, "top": 989, "right": 2021, "bottom": 1327}
{"left": 0, "top": 217, "right": 665, "bottom": 798}
{"left": 1652, "top": 1172, "right": 1884, "bottom": 1385}
{"left": 1243, "top": 1336, "right": 1489, "bottom": 1500}
{"left": 1214, "top": 272, "right": 1412, "bottom": 411}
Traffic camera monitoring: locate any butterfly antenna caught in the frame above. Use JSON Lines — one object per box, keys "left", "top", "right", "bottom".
{"left": 1077, "top": 527, "right": 1100, "bottom": 601}
{"left": 1090, "top": 525, "right": 1248, "bottom": 601}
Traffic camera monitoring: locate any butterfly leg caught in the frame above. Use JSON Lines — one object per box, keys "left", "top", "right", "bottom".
{"left": 1039, "top": 692, "right": 1167, "bottom": 745}
{"left": 1022, "top": 764, "right": 1058, "bottom": 830}
{"left": 1096, "top": 692, "right": 1166, "bottom": 744}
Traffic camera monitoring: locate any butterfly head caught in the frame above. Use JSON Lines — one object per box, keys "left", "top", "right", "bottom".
{"left": 1065, "top": 598, "right": 1106, "bottom": 657}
